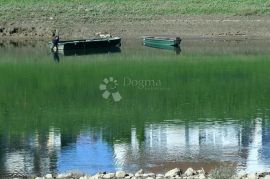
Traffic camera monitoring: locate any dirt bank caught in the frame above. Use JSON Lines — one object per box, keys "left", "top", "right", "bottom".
{"left": 1, "top": 15, "right": 270, "bottom": 41}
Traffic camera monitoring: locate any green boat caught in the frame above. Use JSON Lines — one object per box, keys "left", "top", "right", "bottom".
{"left": 143, "top": 36, "right": 181, "bottom": 47}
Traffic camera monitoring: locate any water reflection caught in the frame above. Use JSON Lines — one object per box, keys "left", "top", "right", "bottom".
{"left": 50, "top": 47, "right": 121, "bottom": 62}
{"left": 143, "top": 44, "right": 181, "bottom": 55}
{"left": 58, "top": 131, "right": 115, "bottom": 174}
{"left": 58, "top": 47, "right": 121, "bottom": 56}
{"left": 52, "top": 51, "right": 60, "bottom": 63}
{"left": 2, "top": 39, "right": 270, "bottom": 60}
{"left": 3, "top": 128, "right": 61, "bottom": 177}
{"left": 1, "top": 118, "right": 270, "bottom": 176}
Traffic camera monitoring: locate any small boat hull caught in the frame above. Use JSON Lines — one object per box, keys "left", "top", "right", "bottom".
{"left": 143, "top": 36, "right": 181, "bottom": 47}
{"left": 49, "top": 37, "right": 121, "bottom": 51}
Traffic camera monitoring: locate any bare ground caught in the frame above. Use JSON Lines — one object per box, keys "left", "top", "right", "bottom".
{"left": 1, "top": 15, "right": 270, "bottom": 41}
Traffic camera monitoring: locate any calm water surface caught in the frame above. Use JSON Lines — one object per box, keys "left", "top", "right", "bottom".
{"left": 0, "top": 39, "right": 270, "bottom": 176}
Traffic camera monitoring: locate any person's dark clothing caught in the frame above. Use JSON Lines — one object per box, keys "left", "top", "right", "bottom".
{"left": 51, "top": 36, "right": 59, "bottom": 51}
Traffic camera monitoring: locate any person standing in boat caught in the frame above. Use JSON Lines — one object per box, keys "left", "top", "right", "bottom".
{"left": 51, "top": 32, "right": 59, "bottom": 51}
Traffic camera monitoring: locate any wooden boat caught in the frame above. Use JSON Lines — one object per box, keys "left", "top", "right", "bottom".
{"left": 143, "top": 36, "right": 181, "bottom": 47}
{"left": 49, "top": 37, "right": 121, "bottom": 51}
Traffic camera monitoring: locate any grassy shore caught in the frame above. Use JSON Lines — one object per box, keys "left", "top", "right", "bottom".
{"left": 1, "top": 0, "right": 270, "bottom": 17}
{"left": 0, "top": 0, "right": 270, "bottom": 39}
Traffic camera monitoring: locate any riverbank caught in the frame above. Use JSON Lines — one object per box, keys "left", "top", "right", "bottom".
{"left": 1, "top": 15, "right": 270, "bottom": 40}
{"left": 1, "top": 1, "right": 270, "bottom": 40}
{"left": 19, "top": 168, "right": 270, "bottom": 179}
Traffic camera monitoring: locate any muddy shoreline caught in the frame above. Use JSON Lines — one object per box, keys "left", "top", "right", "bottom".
{"left": 1, "top": 15, "right": 270, "bottom": 41}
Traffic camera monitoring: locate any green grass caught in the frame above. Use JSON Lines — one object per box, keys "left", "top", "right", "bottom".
{"left": 1, "top": 54, "right": 270, "bottom": 139}
{"left": 0, "top": 0, "right": 269, "bottom": 20}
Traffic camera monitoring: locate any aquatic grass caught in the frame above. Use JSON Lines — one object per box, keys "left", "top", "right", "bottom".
{"left": 209, "top": 164, "right": 236, "bottom": 179}
{"left": 1, "top": 54, "right": 270, "bottom": 139}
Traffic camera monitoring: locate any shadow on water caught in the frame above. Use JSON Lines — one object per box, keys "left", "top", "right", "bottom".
{"left": 52, "top": 51, "right": 60, "bottom": 63}
{"left": 143, "top": 43, "right": 181, "bottom": 55}
{"left": 59, "top": 47, "right": 121, "bottom": 56}
{"left": 51, "top": 47, "right": 121, "bottom": 62}
{"left": 0, "top": 40, "right": 42, "bottom": 48}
